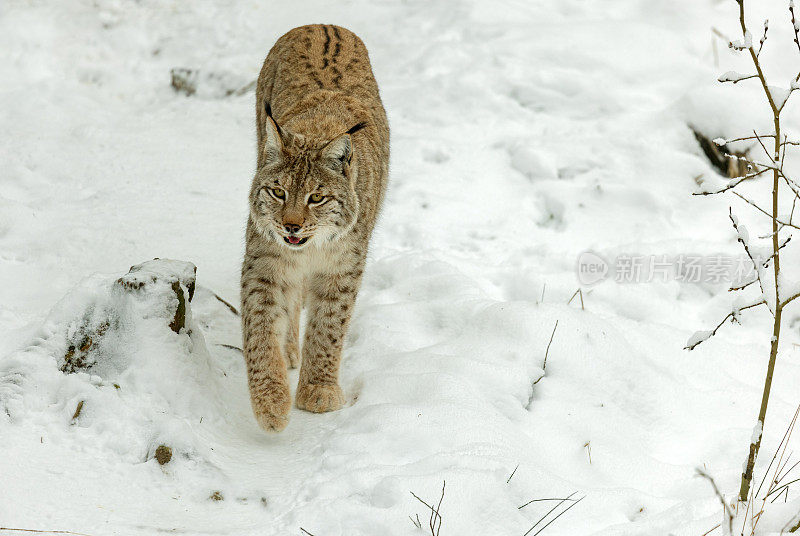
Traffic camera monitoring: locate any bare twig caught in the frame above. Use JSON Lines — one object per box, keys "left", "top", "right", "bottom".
{"left": 775, "top": 458, "right": 800, "bottom": 490}
{"left": 432, "top": 482, "right": 445, "bottom": 536}
{"left": 212, "top": 292, "right": 239, "bottom": 315}
{"left": 524, "top": 495, "right": 586, "bottom": 536}
{"left": 779, "top": 170, "right": 800, "bottom": 205}
{"left": 300, "top": 529, "right": 316, "bottom": 536}
{"left": 507, "top": 464, "right": 520, "bottom": 484}
{"left": 518, "top": 497, "right": 579, "bottom": 510}
{"left": 768, "top": 476, "right": 800, "bottom": 502}
{"left": 693, "top": 166, "right": 770, "bottom": 195}
{"left": 410, "top": 492, "right": 440, "bottom": 523}
{"left": 531, "top": 320, "right": 559, "bottom": 389}
{"left": 760, "top": 235, "right": 792, "bottom": 268}
{"left": 729, "top": 207, "right": 767, "bottom": 299}
{"left": 781, "top": 134, "right": 789, "bottom": 173}
{"left": 567, "top": 289, "right": 584, "bottom": 310}
{"left": 410, "top": 481, "right": 445, "bottom": 536}
{"left": 757, "top": 18, "right": 768, "bottom": 57}
{"left": 781, "top": 286, "right": 800, "bottom": 308}
{"left": 725, "top": 154, "right": 782, "bottom": 174}
{"left": 684, "top": 299, "right": 765, "bottom": 350}
{"left": 729, "top": 277, "right": 757, "bottom": 292}
{"left": 753, "top": 130, "right": 776, "bottom": 164}
{"left": 791, "top": 0, "right": 800, "bottom": 55}
{"left": 719, "top": 134, "right": 776, "bottom": 144}
{"left": 732, "top": 191, "right": 800, "bottom": 229}
{"left": 760, "top": 405, "right": 800, "bottom": 502}
{"left": 542, "top": 321, "right": 558, "bottom": 371}
{"left": 719, "top": 73, "right": 759, "bottom": 84}
{"left": 733, "top": 0, "right": 779, "bottom": 112}
{"left": 770, "top": 484, "right": 789, "bottom": 503}
{"left": 697, "top": 469, "right": 734, "bottom": 535}
{"left": 519, "top": 492, "right": 578, "bottom": 531}
{"left": 728, "top": 405, "right": 800, "bottom": 533}
{"left": 216, "top": 343, "right": 243, "bottom": 353}
{"left": 750, "top": 412, "right": 800, "bottom": 533}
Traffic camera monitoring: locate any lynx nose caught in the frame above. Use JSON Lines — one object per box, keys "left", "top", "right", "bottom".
{"left": 284, "top": 223, "right": 302, "bottom": 234}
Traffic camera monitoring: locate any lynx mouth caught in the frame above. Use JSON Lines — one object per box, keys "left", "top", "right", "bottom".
{"left": 283, "top": 236, "right": 309, "bottom": 246}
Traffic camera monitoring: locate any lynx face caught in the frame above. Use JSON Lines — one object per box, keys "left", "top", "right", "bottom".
{"left": 249, "top": 121, "right": 360, "bottom": 250}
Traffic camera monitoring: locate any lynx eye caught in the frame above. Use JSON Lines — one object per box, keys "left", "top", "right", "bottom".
{"left": 270, "top": 186, "right": 286, "bottom": 200}
{"left": 308, "top": 192, "right": 324, "bottom": 204}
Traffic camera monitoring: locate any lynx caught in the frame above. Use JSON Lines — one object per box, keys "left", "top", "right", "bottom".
{"left": 241, "top": 25, "right": 389, "bottom": 432}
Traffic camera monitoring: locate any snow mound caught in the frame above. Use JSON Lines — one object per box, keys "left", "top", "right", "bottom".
{"left": 0, "top": 259, "right": 228, "bottom": 470}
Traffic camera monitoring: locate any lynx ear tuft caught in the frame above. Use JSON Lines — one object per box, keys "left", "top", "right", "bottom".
{"left": 263, "top": 103, "right": 283, "bottom": 163}
{"left": 346, "top": 121, "right": 367, "bottom": 136}
{"left": 320, "top": 133, "right": 353, "bottom": 171}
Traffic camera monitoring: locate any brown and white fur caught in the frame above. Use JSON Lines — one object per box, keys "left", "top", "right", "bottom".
{"left": 241, "top": 25, "right": 389, "bottom": 432}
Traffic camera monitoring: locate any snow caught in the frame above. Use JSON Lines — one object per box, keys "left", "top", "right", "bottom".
{"left": 718, "top": 70, "right": 754, "bottom": 83}
{"left": 752, "top": 420, "right": 763, "bottom": 444}
{"left": 4, "top": 0, "right": 800, "bottom": 535}
{"left": 779, "top": 272, "right": 800, "bottom": 306}
{"left": 686, "top": 330, "right": 713, "bottom": 349}
{"left": 768, "top": 84, "right": 793, "bottom": 109}
{"left": 730, "top": 31, "right": 754, "bottom": 51}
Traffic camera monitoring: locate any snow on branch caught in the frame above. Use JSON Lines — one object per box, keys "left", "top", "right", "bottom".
{"left": 771, "top": 85, "right": 794, "bottom": 111}
{"left": 718, "top": 71, "right": 758, "bottom": 83}
{"left": 693, "top": 166, "right": 768, "bottom": 196}
{"left": 685, "top": 298, "right": 766, "bottom": 350}
{"left": 757, "top": 19, "right": 769, "bottom": 56}
{"left": 729, "top": 29, "right": 754, "bottom": 51}
{"left": 729, "top": 208, "right": 772, "bottom": 307}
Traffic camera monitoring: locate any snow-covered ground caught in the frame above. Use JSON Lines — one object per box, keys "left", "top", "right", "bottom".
{"left": 4, "top": 0, "right": 800, "bottom": 534}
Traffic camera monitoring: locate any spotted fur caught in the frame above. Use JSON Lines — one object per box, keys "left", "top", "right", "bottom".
{"left": 242, "top": 25, "right": 389, "bottom": 432}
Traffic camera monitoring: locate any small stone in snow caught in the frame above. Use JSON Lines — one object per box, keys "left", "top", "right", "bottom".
{"left": 155, "top": 445, "right": 172, "bottom": 465}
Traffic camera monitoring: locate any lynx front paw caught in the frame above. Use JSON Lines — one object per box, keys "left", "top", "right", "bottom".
{"left": 250, "top": 381, "right": 292, "bottom": 432}
{"left": 296, "top": 382, "right": 345, "bottom": 413}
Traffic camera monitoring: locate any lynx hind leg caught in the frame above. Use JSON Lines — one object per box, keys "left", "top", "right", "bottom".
{"left": 284, "top": 290, "right": 302, "bottom": 369}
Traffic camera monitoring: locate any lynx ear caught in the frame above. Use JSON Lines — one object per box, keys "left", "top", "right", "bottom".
{"left": 320, "top": 122, "right": 365, "bottom": 172}
{"left": 320, "top": 133, "right": 352, "bottom": 171}
{"left": 263, "top": 103, "right": 283, "bottom": 163}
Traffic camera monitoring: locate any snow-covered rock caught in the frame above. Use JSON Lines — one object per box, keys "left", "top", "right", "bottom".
{"left": 0, "top": 259, "right": 227, "bottom": 475}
